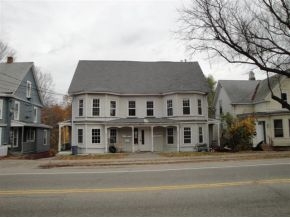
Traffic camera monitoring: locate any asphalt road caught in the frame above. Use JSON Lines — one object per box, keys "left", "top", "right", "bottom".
{"left": 1, "top": 158, "right": 290, "bottom": 216}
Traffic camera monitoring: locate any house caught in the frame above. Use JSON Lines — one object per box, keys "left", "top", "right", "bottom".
{"left": 214, "top": 72, "right": 290, "bottom": 148}
{"left": 0, "top": 57, "right": 51, "bottom": 154}
{"left": 68, "top": 60, "right": 212, "bottom": 154}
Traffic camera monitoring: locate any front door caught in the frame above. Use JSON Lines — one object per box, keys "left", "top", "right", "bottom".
{"left": 253, "top": 121, "right": 265, "bottom": 146}
{"left": 138, "top": 128, "right": 151, "bottom": 151}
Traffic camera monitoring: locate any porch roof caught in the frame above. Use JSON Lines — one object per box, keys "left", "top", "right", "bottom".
{"left": 11, "top": 121, "right": 52, "bottom": 129}
{"left": 106, "top": 118, "right": 178, "bottom": 125}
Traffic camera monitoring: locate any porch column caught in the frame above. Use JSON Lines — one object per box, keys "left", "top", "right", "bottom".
{"left": 151, "top": 126, "right": 154, "bottom": 152}
{"left": 131, "top": 126, "right": 135, "bottom": 153}
{"left": 206, "top": 123, "right": 210, "bottom": 151}
{"left": 176, "top": 125, "right": 180, "bottom": 152}
{"left": 104, "top": 126, "right": 108, "bottom": 153}
{"left": 21, "top": 126, "right": 24, "bottom": 153}
{"left": 217, "top": 123, "right": 220, "bottom": 146}
{"left": 58, "top": 124, "right": 62, "bottom": 152}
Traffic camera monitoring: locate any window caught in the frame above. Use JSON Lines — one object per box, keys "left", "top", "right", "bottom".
{"left": 0, "top": 99, "right": 3, "bottom": 119}
{"left": 183, "top": 99, "right": 190, "bottom": 115}
{"left": 167, "top": 100, "right": 173, "bottom": 116}
{"left": 198, "top": 127, "right": 203, "bottom": 143}
{"left": 33, "top": 107, "right": 38, "bottom": 123}
{"left": 43, "top": 130, "right": 48, "bottom": 145}
{"left": 110, "top": 129, "right": 117, "bottom": 144}
{"left": 198, "top": 99, "right": 202, "bottom": 115}
{"left": 92, "top": 129, "right": 100, "bottom": 143}
{"left": 24, "top": 128, "right": 35, "bottom": 142}
{"left": 26, "top": 81, "right": 32, "bottom": 98}
{"left": 92, "top": 99, "right": 100, "bottom": 116}
{"left": 274, "top": 119, "right": 283, "bottom": 137}
{"left": 14, "top": 101, "right": 20, "bottom": 120}
{"left": 184, "top": 127, "right": 191, "bottom": 143}
{"left": 281, "top": 93, "right": 287, "bottom": 108}
{"left": 110, "top": 101, "right": 116, "bottom": 116}
{"left": 167, "top": 128, "right": 174, "bottom": 144}
{"left": 147, "top": 101, "right": 154, "bottom": 116}
{"left": 128, "top": 101, "right": 136, "bottom": 116}
{"left": 79, "top": 99, "right": 84, "bottom": 116}
{"left": 78, "top": 129, "right": 83, "bottom": 144}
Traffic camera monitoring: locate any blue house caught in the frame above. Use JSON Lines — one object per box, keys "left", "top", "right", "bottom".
{"left": 0, "top": 57, "right": 51, "bottom": 154}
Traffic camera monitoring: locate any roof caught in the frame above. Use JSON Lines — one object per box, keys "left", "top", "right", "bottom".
{"left": 0, "top": 62, "right": 33, "bottom": 94}
{"left": 68, "top": 61, "right": 210, "bottom": 95}
{"left": 218, "top": 80, "right": 260, "bottom": 104}
{"left": 217, "top": 75, "right": 284, "bottom": 104}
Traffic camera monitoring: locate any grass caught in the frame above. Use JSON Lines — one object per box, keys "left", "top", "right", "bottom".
{"left": 55, "top": 153, "right": 129, "bottom": 160}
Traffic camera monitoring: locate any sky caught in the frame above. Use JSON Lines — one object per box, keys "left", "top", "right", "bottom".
{"left": 0, "top": 0, "right": 267, "bottom": 101}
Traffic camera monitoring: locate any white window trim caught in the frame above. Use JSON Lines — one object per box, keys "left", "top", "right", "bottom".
{"left": 182, "top": 99, "right": 191, "bottom": 115}
{"left": 77, "top": 128, "right": 84, "bottom": 144}
{"left": 146, "top": 101, "right": 154, "bottom": 117}
{"left": 0, "top": 99, "right": 3, "bottom": 119}
{"left": 92, "top": 128, "right": 101, "bottom": 144}
{"left": 78, "top": 99, "right": 84, "bottom": 117}
{"left": 14, "top": 101, "right": 20, "bottom": 121}
{"left": 110, "top": 101, "right": 116, "bottom": 117}
{"left": 166, "top": 127, "right": 174, "bottom": 145}
{"left": 197, "top": 99, "right": 203, "bottom": 115}
{"left": 92, "top": 98, "right": 100, "bottom": 116}
{"left": 128, "top": 100, "right": 136, "bottom": 117}
{"left": 198, "top": 126, "right": 204, "bottom": 143}
{"left": 26, "top": 81, "right": 32, "bottom": 98}
{"left": 43, "top": 129, "right": 48, "bottom": 145}
{"left": 33, "top": 106, "right": 38, "bottom": 123}
{"left": 167, "top": 99, "right": 173, "bottom": 116}
{"left": 183, "top": 127, "right": 191, "bottom": 144}
{"left": 0, "top": 127, "right": 2, "bottom": 145}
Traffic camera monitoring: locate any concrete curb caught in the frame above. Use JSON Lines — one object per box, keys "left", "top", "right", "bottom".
{"left": 38, "top": 151, "right": 290, "bottom": 169}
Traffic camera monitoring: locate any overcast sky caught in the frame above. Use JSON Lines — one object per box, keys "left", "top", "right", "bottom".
{"left": 0, "top": 0, "right": 267, "bottom": 100}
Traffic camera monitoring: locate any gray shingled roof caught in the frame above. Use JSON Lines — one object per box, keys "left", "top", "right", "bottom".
{"left": 219, "top": 75, "right": 283, "bottom": 104}
{"left": 68, "top": 61, "right": 210, "bottom": 95}
{"left": 219, "top": 80, "right": 260, "bottom": 104}
{"left": 0, "top": 62, "right": 33, "bottom": 94}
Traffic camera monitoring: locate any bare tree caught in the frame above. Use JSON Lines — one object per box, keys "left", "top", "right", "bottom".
{"left": 34, "top": 67, "right": 56, "bottom": 106}
{"left": 0, "top": 40, "right": 16, "bottom": 62}
{"left": 179, "top": 0, "right": 290, "bottom": 110}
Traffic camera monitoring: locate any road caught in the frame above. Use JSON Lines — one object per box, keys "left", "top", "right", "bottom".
{"left": 1, "top": 158, "right": 290, "bottom": 216}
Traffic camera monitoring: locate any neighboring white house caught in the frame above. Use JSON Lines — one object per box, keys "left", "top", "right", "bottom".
{"left": 214, "top": 72, "right": 290, "bottom": 148}
{"left": 68, "top": 60, "right": 212, "bottom": 154}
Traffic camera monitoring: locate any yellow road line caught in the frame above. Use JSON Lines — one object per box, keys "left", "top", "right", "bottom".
{"left": 1, "top": 178, "right": 290, "bottom": 196}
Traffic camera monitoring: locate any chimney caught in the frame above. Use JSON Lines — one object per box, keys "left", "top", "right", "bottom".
{"left": 249, "top": 71, "right": 255, "bottom": 80}
{"left": 7, "top": 56, "right": 13, "bottom": 64}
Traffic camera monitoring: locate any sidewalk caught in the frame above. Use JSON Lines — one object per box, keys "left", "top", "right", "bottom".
{"left": 38, "top": 151, "right": 290, "bottom": 169}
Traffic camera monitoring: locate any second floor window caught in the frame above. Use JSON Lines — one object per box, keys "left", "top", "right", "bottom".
{"left": 92, "top": 99, "right": 100, "bottom": 116}
{"left": 79, "top": 99, "right": 84, "bottom": 116}
{"left": 167, "top": 100, "right": 173, "bottom": 116}
{"left": 198, "top": 99, "right": 202, "bottom": 115}
{"left": 128, "top": 101, "right": 136, "bottom": 116}
{"left": 219, "top": 99, "right": 223, "bottom": 115}
{"left": 14, "top": 101, "right": 20, "bottom": 120}
{"left": 110, "top": 101, "right": 116, "bottom": 116}
{"left": 183, "top": 99, "right": 190, "bottom": 115}
{"left": 147, "top": 101, "right": 154, "bottom": 116}
{"left": 26, "top": 81, "right": 32, "bottom": 98}
{"left": 33, "top": 107, "right": 38, "bottom": 123}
